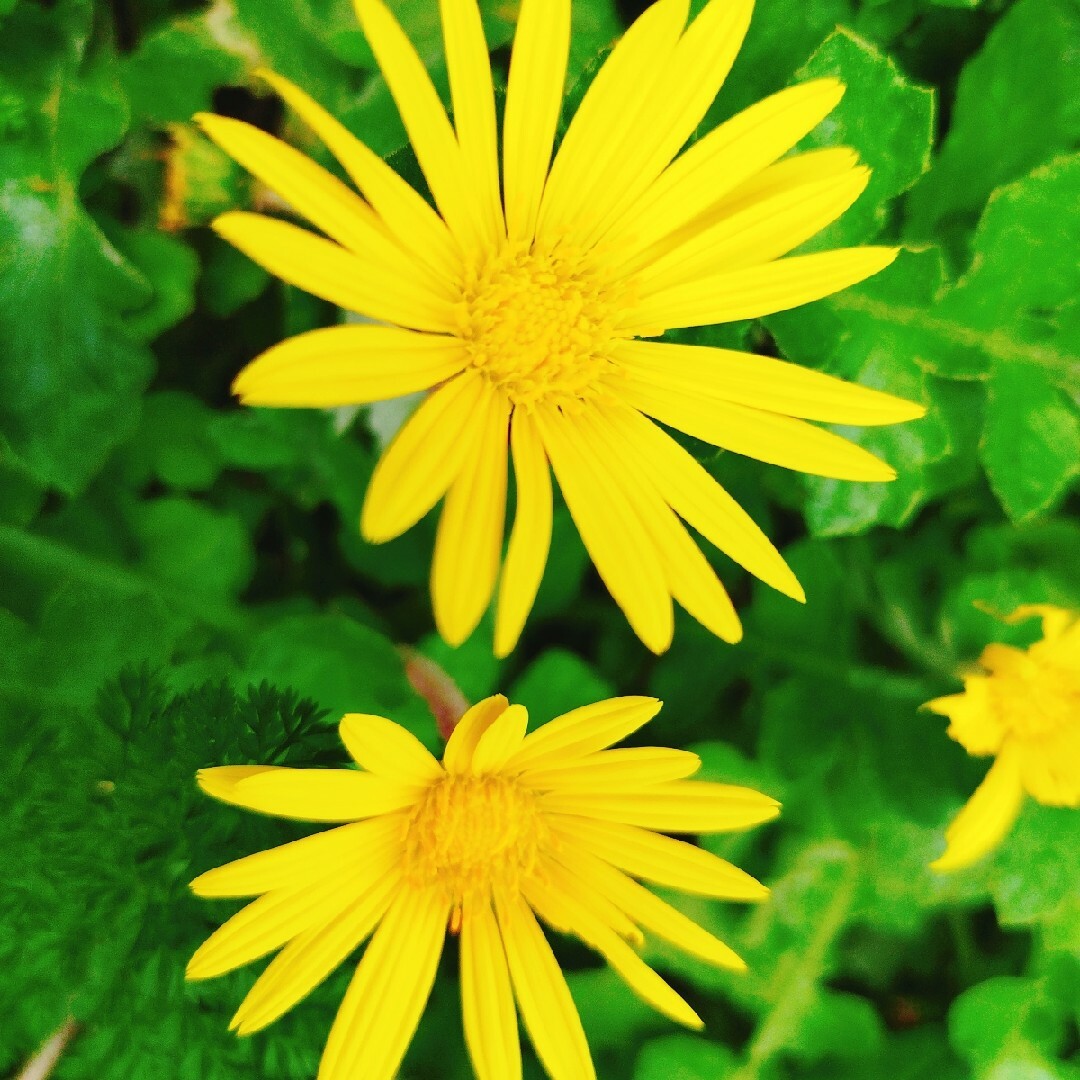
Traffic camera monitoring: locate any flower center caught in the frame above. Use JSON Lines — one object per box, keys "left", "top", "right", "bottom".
{"left": 403, "top": 774, "right": 545, "bottom": 914}
{"left": 982, "top": 646, "right": 1080, "bottom": 741}
{"left": 455, "top": 241, "right": 625, "bottom": 410}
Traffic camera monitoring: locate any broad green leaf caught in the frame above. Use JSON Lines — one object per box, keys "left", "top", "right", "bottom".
{"left": 634, "top": 1034, "right": 737, "bottom": 1080}
{"left": 508, "top": 648, "right": 615, "bottom": 727}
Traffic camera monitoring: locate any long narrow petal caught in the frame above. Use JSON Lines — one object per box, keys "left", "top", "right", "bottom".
{"left": 581, "top": 409, "right": 742, "bottom": 642}
{"left": 443, "top": 695, "right": 511, "bottom": 774}
{"left": 508, "top": 697, "right": 662, "bottom": 772}
{"left": 471, "top": 704, "right": 530, "bottom": 774}
{"left": 232, "top": 326, "right": 467, "bottom": 407}
{"left": 525, "top": 872, "right": 702, "bottom": 1029}
{"left": 540, "top": 780, "right": 780, "bottom": 833}
{"left": 636, "top": 166, "right": 871, "bottom": 292}
{"left": 532, "top": 855, "right": 643, "bottom": 945}
{"left": 361, "top": 373, "right": 486, "bottom": 543}
{"left": 190, "top": 818, "right": 397, "bottom": 898}
{"left": 930, "top": 751, "right": 1025, "bottom": 872}
{"left": 230, "top": 769, "right": 421, "bottom": 822}
{"left": 495, "top": 890, "right": 595, "bottom": 1080}
{"left": 440, "top": 0, "right": 504, "bottom": 243}
{"left": 552, "top": 816, "right": 768, "bottom": 901}
{"left": 431, "top": 386, "right": 511, "bottom": 645}
{"left": 614, "top": 339, "right": 925, "bottom": 425}
{"left": 536, "top": 0, "right": 687, "bottom": 241}
{"left": 621, "top": 246, "right": 899, "bottom": 335}
{"left": 523, "top": 747, "right": 702, "bottom": 792}
{"left": 339, "top": 713, "right": 444, "bottom": 785}
{"left": 212, "top": 212, "right": 456, "bottom": 333}
{"left": 494, "top": 409, "right": 553, "bottom": 658}
{"left": 601, "top": 406, "right": 804, "bottom": 602}
{"left": 354, "top": 0, "right": 478, "bottom": 246}
{"left": 601, "top": 78, "right": 846, "bottom": 258}
{"left": 231, "top": 872, "right": 400, "bottom": 1034}
{"left": 460, "top": 895, "right": 522, "bottom": 1080}
{"left": 502, "top": 0, "right": 570, "bottom": 240}
{"left": 534, "top": 407, "right": 674, "bottom": 654}
{"left": 197, "top": 765, "right": 283, "bottom": 805}
{"left": 558, "top": 848, "right": 746, "bottom": 970}
{"left": 318, "top": 886, "right": 449, "bottom": 1080}
{"left": 580, "top": 0, "right": 753, "bottom": 248}
{"left": 617, "top": 377, "right": 897, "bottom": 481}
{"left": 257, "top": 69, "right": 460, "bottom": 281}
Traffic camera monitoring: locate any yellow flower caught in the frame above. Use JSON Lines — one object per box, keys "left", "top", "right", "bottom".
{"left": 927, "top": 605, "right": 1080, "bottom": 872}
{"left": 187, "top": 694, "right": 778, "bottom": 1080}
{"left": 197, "top": 0, "right": 924, "bottom": 655}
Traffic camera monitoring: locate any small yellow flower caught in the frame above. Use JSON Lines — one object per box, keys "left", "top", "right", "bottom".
{"left": 187, "top": 695, "right": 778, "bottom": 1080}
{"left": 927, "top": 605, "right": 1080, "bottom": 872}
{"left": 197, "top": 0, "right": 924, "bottom": 655}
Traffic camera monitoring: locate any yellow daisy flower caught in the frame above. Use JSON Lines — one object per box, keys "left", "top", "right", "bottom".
{"left": 197, "top": 0, "right": 924, "bottom": 655}
{"left": 187, "top": 694, "right": 778, "bottom": 1080}
{"left": 927, "top": 604, "right": 1080, "bottom": 872}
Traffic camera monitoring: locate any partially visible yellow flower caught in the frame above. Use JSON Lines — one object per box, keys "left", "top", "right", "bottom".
{"left": 187, "top": 694, "right": 778, "bottom": 1080}
{"left": 196, "top": 0, "right": 924, "bottom": 655}
{"left": 927, "top": 605, "right": 1080, "bottom": 872}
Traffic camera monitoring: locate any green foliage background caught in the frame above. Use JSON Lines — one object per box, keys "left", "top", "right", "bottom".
{"left": 1, "top": 0, "right": 1078, "bottom": 1076}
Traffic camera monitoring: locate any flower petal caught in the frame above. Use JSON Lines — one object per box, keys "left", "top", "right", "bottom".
{"left": 232, "top": 325, "right": 467, "bottom": 408}
{"left": 339, "top": 713, "right": 444, "bottom": 785}
{"left": 614, "top": 339, "right": 925, "bottom": 426}
{"left": 443, "top": 695, "right": 512, "bottom": 774}
{"left": 361, "top": 373, "right": 487, "bottom": 543}
{"left": 471, "top": 704, "right": 530, "bottom": 774}
{"left": 494, "top": 890, "right": 595, "bottom": 1080}
{"left": 931, "top": 751, "right": 1025, "bottom": 872}
{"left": 211, "top": 212, "right": 456, "bottom": 332}
{"left": 230, "top": 769, "right": 421, "bottom": 822}
{"left": 494, "top": 409, "right": 553, "bottom": 659}
{"left": 318, "top": 886, "right": 448, "bottom": 1080}
{"left": 523, "top": 747, "right": 702, "bottom": 792}
{"left": 502, "top": 0, "right": 570, "bottom": 240}
{"left": 431, "top": 386, "right": 511, "bottom": 646}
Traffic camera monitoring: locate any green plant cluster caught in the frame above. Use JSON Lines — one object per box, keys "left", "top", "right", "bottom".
{"left": 1, "top": 0, "right": 1078, "bottom": 1077}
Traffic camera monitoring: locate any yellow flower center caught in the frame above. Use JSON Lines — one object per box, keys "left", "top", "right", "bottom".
{"left": 403, "top": 773, "right": 545, "bottom": 917}
{"left": 982, "top": 644, "right": 1080, "bottom": 741}
{"left": 455, "top": 241, "right": 626, "bottom": 410}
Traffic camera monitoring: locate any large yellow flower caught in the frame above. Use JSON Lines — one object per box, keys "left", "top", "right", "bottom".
{"left": 927, "top": 605, "right": 1080, "bottom": 872}
{"left": 187, "top": 694, "right": 778, "bottom": 1080}
{"left": 197, "top": 0, "right": 924, "bottom": 655}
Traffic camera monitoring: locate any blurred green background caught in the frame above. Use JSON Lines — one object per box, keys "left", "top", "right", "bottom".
{"left": 1, "top": 0, "right": 1078, "bottom": 1076}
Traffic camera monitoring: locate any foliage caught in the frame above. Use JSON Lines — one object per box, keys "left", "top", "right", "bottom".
{"left": 1, "top": 0, "right": 1077, "bottom": 1077}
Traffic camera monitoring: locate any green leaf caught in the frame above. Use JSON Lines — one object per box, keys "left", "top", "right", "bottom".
{"left": 508, "top": 649, "right": 614, "bottom": 728}
{"left": 633, "top": 1034, "right": 737, "bottom": 1080}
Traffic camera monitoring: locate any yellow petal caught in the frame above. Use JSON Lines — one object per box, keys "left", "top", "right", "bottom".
{"left": 211, "top": 211, "right": 456, "bottom": 333}
{"left": 431, "top": 387, "right": 511, "bottom": 646}
{"left": 541, "top": 780, "right": 780, "bottom": 833}
{"left": 443, "top": 695, "right": 511, "bottom": 774}
{"left": 582, "top": 0, "right": 753, "bottom": 249}
{"left": 553, "top": 817, "right": 769, "bottom": 901}
{"left": 603, "top": 78, "right": 845, "bottom": 258}
{"left": 256, "top": 68, "right": 460, "bottom": 281}
{"left": 536, "top": 0, "right": 687, "bottom": 241}
{"left": 190, "top": 818, "right": 395, "bottom": 898}
{"left": 614, "top": 339, "right": 925, "bottom": 426}
{"left": 230, "top": 768, "right": 421, "bottom": 822}
{"left": 440, "top": 0, "right": 504, "bottom": 243}
{"left": 460, "top": 894, "right": 522, "bottom": 1080}
{"left": 523, "top": 747, "right": 702, "bottom": 792}
{"left": 232, "top": 325, "right": 467, "bottom": 407}
{"left": 534, "top": 406, "right": 674, "bottom": 653}
{"left": 353, "top": 0, "right": 478, "bottom": 246}
{"left": 502, "top": 0, "right": 570, "bottom": 240}
{"left": 931, "top": 751, "right": 1025, "bottom": 872}
{"left": 339, "top": 713, "right": 444, "bottom": 785}
{"left": 509, "top": 696, "right": 662, "bottom": 772}
{"left": 622, "top": 246, "right": 899, "bottom": 334}
{"left": 197, "top": 765, "right": 283, "bottom": 806}
{"left": 494, "top": 890, "right": 596, "bottom": 1080}
{"left": 636, "top": 165, "right": 871, "bottom": 292}
{"left": 617, "top": 377, "right": 897, "bottom": 482}
{"left": 231, "top": 872, "right": 399, "bottom": 1034}
{"left": 471, "top": 704, "right": 530, "bottom": 774}
{"left": 361, "top": 373, "right": 486, "bottom": 543}
{"left": 494, "top": 409, "right": 553, "bottom": 658}
{"left": 531, "top": 854, "right": 643, "bottom": 945}
{"left": 601, "top": 407, "right": 804, "bottom": 602}
{"left": 318, "top": 886, "right": 448, "bottom": 1080}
